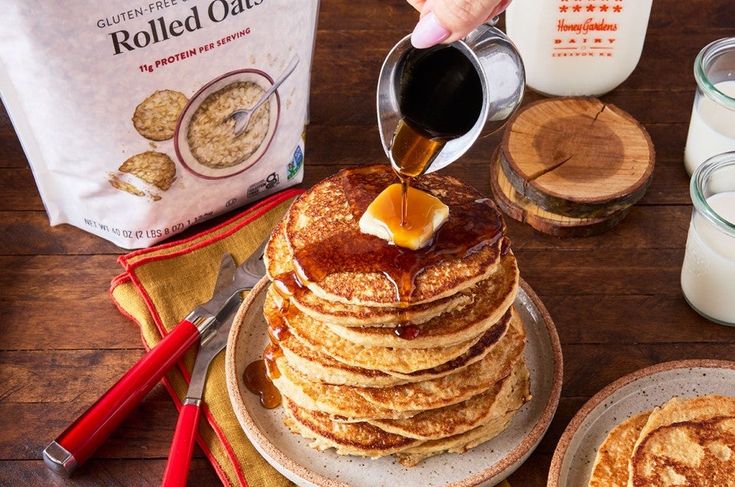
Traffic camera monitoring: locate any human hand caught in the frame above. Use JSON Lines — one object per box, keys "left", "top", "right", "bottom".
{"left": 408, "top": 0, "right": 511, "bottom": 48}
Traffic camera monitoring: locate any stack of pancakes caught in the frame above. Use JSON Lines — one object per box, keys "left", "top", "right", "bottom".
{"left": 261, "top": 165, "right": 531, "bottom": 466}
{"left": 589, "top": 395, "right": 735, "bottom": 486}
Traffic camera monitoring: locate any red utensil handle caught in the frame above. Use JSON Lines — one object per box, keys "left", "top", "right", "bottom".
{"left": 44, "top": 320, "right": 200, "bottom": 474}
{"left": 161, "top": 400, "right": 201, "bottom": 487}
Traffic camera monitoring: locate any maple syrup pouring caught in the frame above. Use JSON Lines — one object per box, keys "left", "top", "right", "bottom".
{"left": 392, "top": 45, "right": 483, "bottom": 226}
{"left": 278, "top": 46, "right": 492, "bottom": 346}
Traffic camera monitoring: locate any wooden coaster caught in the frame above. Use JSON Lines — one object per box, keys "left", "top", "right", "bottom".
{"left": 490, "top": 149, "right": 630, "bottom": 237}
{"left": 500, "top": 97, "right": 655, "bottom": 218}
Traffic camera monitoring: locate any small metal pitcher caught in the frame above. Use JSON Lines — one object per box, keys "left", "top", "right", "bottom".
{"left": 377, "top": 23, "right": 525, "bottom": 174}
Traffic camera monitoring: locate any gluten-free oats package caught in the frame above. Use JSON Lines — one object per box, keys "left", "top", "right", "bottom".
{"left": 0, "top": 1, "right": 319, "bottom": 248}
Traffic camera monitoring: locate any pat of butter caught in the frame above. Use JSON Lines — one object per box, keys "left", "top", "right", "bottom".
{"left": 359, "top": 183, "right": 449, "bottom": 250}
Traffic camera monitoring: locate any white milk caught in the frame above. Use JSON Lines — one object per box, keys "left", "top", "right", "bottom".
{"left": 506, "top": 0, "right": 652, "bottom": 96}
{"left": 684, "top": 81, "right": 735, "bottom": 175}
{"left": 681, "top": 191, "right": 735, "bottom": 325}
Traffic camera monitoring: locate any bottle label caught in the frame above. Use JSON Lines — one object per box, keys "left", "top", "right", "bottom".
{"left": 553, "top": 0, "right": 624, "bottom": 58}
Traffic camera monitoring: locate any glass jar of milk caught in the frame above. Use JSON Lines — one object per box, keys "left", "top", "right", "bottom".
{"left": 505, "top": 0, "right": 652, "bottom": 96}
{"left": 684, "top": 38, "right": 735, "bottom": 175}
{"left": 681, "top": 152, "right": 735, "bottom": 326}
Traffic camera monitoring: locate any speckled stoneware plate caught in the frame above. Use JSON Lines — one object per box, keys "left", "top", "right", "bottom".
{"left": 548, "top": 359, "right": 735, "bottom": 486}
{"left": 226, "top": 277, "right": 562, "bottom": 487}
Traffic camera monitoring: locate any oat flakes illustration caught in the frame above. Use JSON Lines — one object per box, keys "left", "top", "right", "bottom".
{"left": 132, "top": 90, "right": 188, "bottom": 141}
{"left": 186, "top": 81, "right": 270, "bottom": 169}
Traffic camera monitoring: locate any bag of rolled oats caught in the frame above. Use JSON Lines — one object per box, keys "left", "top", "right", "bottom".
{"left": 0, "top": 1, "right": 319, "bottom": 248}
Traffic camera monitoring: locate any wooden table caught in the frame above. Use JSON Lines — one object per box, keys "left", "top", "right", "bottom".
{"left": 1, "top": 1, "right": 734, "bottom": 485}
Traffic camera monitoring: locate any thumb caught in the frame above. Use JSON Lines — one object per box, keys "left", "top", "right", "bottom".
{"left": 411, "top": 0, "right": 508, "bottom": 48}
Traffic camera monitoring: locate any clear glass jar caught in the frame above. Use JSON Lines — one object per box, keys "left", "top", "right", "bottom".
{"left": 684, "top": 38, "right": 735, "bottom": 175}
{"left": 680, "top": 152, "right": 735, "bottom": 325}
{"left": 505, "top": 0, "right": 652, "bottom": 96}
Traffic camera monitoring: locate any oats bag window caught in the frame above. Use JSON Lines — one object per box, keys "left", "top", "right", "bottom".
{"left": 0, "top": 1, "right": 319, "bottom": 248}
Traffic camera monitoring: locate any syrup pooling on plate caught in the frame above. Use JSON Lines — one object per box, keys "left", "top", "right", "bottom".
{"left": 289, "top": 167, "right": 505, "bottom": 305}
{"left": 244, "top": 358, "right": 281, "bottom": 409}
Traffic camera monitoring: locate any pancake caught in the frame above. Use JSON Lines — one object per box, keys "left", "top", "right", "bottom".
{"left": 283, "top": 398, "right": 420, "bottom": 458}
{"left": 395, "top": 408, "right": 519, "bottom": 467}
{"left": 283, "top": 362, "right": 529, "bottom": 463}
{"left": 265, "top": 219, "right": 472, "bottom": 326}
{"left": 272, "top": 314, "right": 525, "bottom": 418}
{"left": 325, "top": 253, "right": 519, "bottom": 349}
{"left": 279, "top": 331, "right": 403, "bottom": 388}
{"left": 272, "top": 359, "right": 417, "bottom": 420}
{"left": 279, "top": 311, "right": 511, "bottom": 387}
{"left": 629, "top": 395, "right": 735, "bottom": 486}
{"left": 265, "top": 287, "right": 484, "bottom": 373}
{"left": 588, "top": 411, "right": 650, "bottom": 487}
{"left": 629, "top": 416, "right": 735, "bottom": 486}
{"left": 283, "top": 165, "right": 505, "bottom": 306}
{"left": 355, "top": 315, "right": 524, "bottom": 412}
{"left": 380, "top": 309, "right": 515, "bottom": 383}
{"left": 260, "top": 165, "right": 532, "bottom": 467}
{"left": 368, "top": 359, "right": 530, "bottom": 440}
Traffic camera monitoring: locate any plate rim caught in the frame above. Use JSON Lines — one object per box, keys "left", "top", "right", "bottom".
{"left": 226, "top": 276, "right": 563, "bottom": 487}
{"left": 547, "top": 358, "right": 735, "bottom": 487}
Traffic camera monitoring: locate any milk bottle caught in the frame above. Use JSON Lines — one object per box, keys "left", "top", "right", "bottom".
{"left": 505, "top": 0, "right": 652, "bottom": 96}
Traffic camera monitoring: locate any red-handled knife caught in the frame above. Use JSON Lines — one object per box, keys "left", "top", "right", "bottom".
{"left": 43, "top": 242, "right": 268, "bottom": 476}
{"left": 161, "top": 286, "right": 242, "bottom": 487}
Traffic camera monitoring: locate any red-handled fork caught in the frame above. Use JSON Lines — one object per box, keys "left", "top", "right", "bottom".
{"left": 43, "top": 242, "right": 267, "bottom": 476}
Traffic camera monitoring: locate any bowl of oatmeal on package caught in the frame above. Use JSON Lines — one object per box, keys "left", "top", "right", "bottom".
{"left": 175, "top": 68, "right": 280, "bottom": 179}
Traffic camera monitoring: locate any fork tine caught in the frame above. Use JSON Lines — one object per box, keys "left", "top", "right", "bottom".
{"left": 236, "top": 238, "right": 269, "bottom": 282}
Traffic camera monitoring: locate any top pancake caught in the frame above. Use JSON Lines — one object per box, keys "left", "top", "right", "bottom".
{"left": 629, "top": 416, "right": 735, "bottom": 486}
{"left": 282, "top": 165, "right": 505, "bottom": 306}
{"left": 629, "top": 395, "right": 735, "bottom": 487}
{"left": 265, "top": 219, "right": 472, "bottom": 325}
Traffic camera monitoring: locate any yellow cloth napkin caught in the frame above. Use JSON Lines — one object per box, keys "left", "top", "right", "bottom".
{"left": 110, "top": 190, "right": 302, "bottom": 487}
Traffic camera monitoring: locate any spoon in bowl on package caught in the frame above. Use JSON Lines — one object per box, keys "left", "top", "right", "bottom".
{"left": 227, "top": 55, "right": 300, "bottom": 137}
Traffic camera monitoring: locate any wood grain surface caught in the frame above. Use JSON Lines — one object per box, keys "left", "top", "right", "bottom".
{"left": 1, "top": 1, "right": 734, "bottom": 486}
{"left": 490, "top": 149, "right": 632, "bottom": 236}
{"left": 501, "top": 98, "right": 655, "bottom": 216}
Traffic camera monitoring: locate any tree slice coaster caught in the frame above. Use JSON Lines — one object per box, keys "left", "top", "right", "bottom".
{"left": 500, "top": 97, "right": 655, "bottom": 218}
{"left": 490, "top": 149, "right": 631, "bottom": 237}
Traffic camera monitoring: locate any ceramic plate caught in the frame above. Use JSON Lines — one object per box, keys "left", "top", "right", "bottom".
{"left": 226, "top": 278, "right": 562, "bottom": 487}
{"left": 548, "top": 359, "right": 735, "bottom": 486}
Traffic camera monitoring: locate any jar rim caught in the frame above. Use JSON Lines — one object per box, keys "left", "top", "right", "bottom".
{"left": 694, "top": 37, "right": 735, "bottom": 111}
{"left": 691, "top": 152, "right": 735, "bottom": 237}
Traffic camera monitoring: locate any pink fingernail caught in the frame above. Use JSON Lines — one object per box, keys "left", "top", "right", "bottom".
{"left": 411, "top": 12, "right": 450, "bottom": 49}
